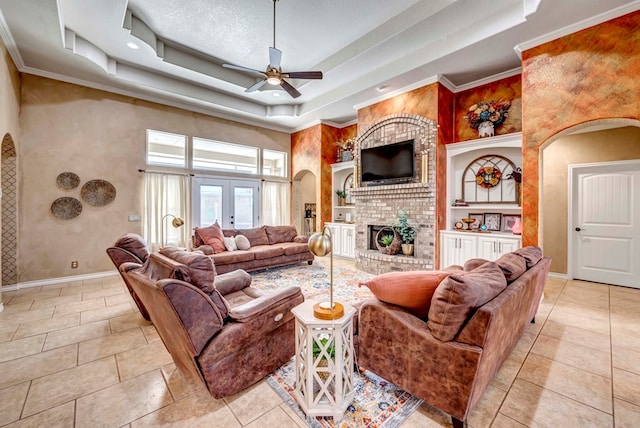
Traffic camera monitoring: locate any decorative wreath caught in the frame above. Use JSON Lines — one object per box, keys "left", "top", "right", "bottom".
{"left": 475, "top": 166, "right": 502, "bottom": 188}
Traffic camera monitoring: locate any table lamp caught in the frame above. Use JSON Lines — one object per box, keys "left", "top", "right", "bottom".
{"left": 307, "top": 226, "right": 344, "bottom": 319}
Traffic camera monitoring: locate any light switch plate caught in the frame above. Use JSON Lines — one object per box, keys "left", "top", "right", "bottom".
{"left": 128, "top": 214, "right": 141, "bottom": 222}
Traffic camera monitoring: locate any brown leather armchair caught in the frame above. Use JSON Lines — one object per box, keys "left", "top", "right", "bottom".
{"left": 106, "top": 233, "right": 151, "bottom": 320}
{"left": 120, "top": 248, "right": 304, "bottom": 398}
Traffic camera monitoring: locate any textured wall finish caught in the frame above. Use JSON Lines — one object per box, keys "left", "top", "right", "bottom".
{"left": 19, "top": 75, "right": 290, "bottom": 282}
{"left": 454, "top": 74, "right": 522, "bottom": 142}
{"left": 522, "top": 11, "right": 640, "bottom": 246}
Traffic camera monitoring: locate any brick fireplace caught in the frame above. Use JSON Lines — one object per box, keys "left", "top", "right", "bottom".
{"left": 351, "top": 114, "right": 437, "bottom": 275}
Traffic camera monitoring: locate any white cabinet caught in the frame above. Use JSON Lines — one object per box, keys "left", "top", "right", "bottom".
{"left": 441, "top": 232, "right": 476, "bottom": 267}
{"left": 326, "top": 222, "right": 355, "bottom": 258}
{"left": 440, "top": 231, "right": 521, "bottom": 268}
{"left": 477, "top": 236, "right": 521, "bottom": 261}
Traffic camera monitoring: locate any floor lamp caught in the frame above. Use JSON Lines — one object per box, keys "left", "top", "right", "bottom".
{"left": 162, "top": 214, "right": 185, "bottom": 248}
{"left": 307, "top": 226, "right": 344, "bottom": 319}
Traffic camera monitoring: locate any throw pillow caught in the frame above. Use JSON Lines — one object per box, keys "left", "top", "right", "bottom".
{"left": 235, "top": 234, "right": 251, "bottom": 250}
{"left": 495, "top": 252, "right": 527, "bottom": 282}
{"left": 359, "top": 271, "right": 452, "bottom": 318}
{"left": 264, "top": 225, "right": 298, "bottom": 244}
{"left": 196, "top": 222, "right": 226, "bottom": 254}
{"left": 514, "top": 246, "right": 543, "bottom": 268}
{"left": 223, "top": 237, "right": 237, "bottom": 252}
{"left": 428, "top": 261, "right": 507, "bottom": 342}
{"left": 237, "top": 227, "right": 269, "bottom": 246}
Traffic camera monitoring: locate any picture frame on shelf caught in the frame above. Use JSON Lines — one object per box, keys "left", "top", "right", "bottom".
{"left": 484, "top": 213, "right": 502, "bottom": 231}
{"left": 502, "top": 214, "right": 521, "bottom": 233}
{"left": 467, "top": 213, "right": 484, "bottom": 230}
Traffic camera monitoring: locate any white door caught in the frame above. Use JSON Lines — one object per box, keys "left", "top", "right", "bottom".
{"left": 571, "top": 161, "right": 640, "bottom": 288}
{"left": 193, "top": 178, "right": 260, "bottom": 229}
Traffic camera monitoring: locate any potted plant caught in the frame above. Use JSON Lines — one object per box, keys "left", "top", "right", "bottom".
{"left": 394, "top": 209, "right": 416, "bottom": 255}
{"left": 335, "top": 189, "right": 347, "bottom": 206}
{"left": 312, "top": 337, "right": 335, "bottom": 382}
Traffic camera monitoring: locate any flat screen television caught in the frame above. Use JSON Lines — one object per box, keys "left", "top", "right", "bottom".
{"left": 360, "top": 140, "right": 415, "bottom": 186}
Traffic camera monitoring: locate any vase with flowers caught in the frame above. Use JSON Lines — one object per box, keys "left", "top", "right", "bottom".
{"left": 335, "top": 138, "right": 355, "bottom": 162}
{"left": 465, "top": 100, "right": 511, "bottom": 138}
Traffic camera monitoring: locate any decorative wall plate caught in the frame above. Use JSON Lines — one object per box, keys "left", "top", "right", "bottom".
{"left": 81, "top": 179, "right": 116, "bottom": 207}
{"left": 56, "top": 172, "right": 80, "bottom": 190}
{"left": 51, "top": 197, "right": 82, "bottom": 220}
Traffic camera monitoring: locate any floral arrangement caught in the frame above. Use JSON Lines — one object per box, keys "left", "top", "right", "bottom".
{"left": 465, "top": 100, "right": 511, "bottom": 129}
{"left": 334, "top": 137, "right": 355, "bottom": 152}
{"left": 476, "top": 166, "right": 502, "bottom": 188}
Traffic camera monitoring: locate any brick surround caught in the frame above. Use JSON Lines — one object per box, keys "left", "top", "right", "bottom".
{"left": 352, "top": 114, "right": 437, "bottom": 275}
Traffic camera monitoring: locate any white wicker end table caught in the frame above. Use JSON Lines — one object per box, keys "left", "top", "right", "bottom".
{"left": 291, "top": 299, "right": 356, "bottom": 420}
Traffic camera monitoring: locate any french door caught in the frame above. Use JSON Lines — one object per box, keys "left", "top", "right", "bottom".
{"left": 192, "top": 177, "right": 260, "bottom": 229}
{"left": 570, "top": 160, "right": 640, "bottom": 288}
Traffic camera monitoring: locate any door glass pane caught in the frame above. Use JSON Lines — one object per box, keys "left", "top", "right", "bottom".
{"left": 234, "top": 187, "right": 254, "bottom": 229}
{"left": 200, "top": 185, "right": 222, "bottom": 227}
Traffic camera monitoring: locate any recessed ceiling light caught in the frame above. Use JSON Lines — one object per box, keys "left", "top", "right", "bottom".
{"left": 272, "top": 92, "right": 281, "bottom": 97}
{"left": 127, "top": 42, "right": 139, "bottom": 50}
{"left": 376, "top": 85, "right": 389, "bottom": 92}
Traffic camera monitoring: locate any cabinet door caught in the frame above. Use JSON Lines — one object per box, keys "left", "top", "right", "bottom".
{"left": 458, "top": 235, "right": 477, "bottom": 265}
{"left": 440, "top": 233, "right": 460, "bottom": 268}
{"left": 341, "top": 225, "right": 355, "bottom": 258}
{"left": 477, "top": 236, "right": 498, "bottom": 260}
{"left": 496, "top": 237, "right": 521, "bottom": 257}
{"left": 326, "top": 224, "right": 343, "bottom": 256}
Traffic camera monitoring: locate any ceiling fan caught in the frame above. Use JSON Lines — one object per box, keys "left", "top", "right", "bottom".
{"left": 222, "top": 0, "right": 323, "bottom": 98}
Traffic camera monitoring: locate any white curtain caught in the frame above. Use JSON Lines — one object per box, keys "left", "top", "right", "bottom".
{"left": 143, "top": 172, "right": 191, "bottom": 251}
{"left": 262, "top": 181, "right": 290, "bottom": 226}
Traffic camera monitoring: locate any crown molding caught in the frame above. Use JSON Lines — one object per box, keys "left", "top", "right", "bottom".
{"left": 453, "top": 67, "right": 522, "bottom": 92}
{"left": 514, "top": 1, "right": 640, "bottom": 57}
{"left": 353, "top": 75, "right": 440, "bottom": 110}
{"left": 0, "top": 9, "right": 25, "bottom": 69}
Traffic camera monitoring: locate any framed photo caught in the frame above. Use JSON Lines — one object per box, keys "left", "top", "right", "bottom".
{"left": 483, "top": 213, "right": 502, "bottom": 231}
{"left": 467, "top": 213, "right": 484, "bottom": 230}
{"left": 502, "top": 214, "right": 522, "bottom": 233}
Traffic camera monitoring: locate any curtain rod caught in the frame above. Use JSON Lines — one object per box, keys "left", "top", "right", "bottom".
{"left": 138, "top": 169, "right": 194, "bottom": 177}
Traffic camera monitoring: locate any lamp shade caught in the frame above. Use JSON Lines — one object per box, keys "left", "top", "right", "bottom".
{"left": 308, "top": 232, "right": 332, "bottom": 257}
{"left": 171, "top": 217, "right": 185, "bottom": 228}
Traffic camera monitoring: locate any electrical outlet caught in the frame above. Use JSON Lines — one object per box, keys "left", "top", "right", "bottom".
{"left": 71, "top": 261, "right": 78, "bottom": 269}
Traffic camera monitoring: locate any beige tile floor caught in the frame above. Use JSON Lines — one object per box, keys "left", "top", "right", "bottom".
{"left": 0, "top": 258, "right": 639, "bottom": 427}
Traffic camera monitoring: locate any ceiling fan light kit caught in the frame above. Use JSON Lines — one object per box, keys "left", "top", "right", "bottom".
{"left": 222, "top": 0, "right": 322, "bottom": 98}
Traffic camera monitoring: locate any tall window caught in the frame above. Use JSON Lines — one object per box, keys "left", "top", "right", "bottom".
{"left": 146, "top": 130, "right": 186, "bottom": 167}
{"left": 263, "top": 149, "right": 287, "bottom": 177}
{"left": 193, "top": 137, "right": 258, "bottom": 174}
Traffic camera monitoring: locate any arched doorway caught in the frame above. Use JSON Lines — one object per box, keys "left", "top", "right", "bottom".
{"left": 292, "top": 169, "right": 316, "bottom": 237}
{"left": 540, "top": 119, "right": 640, "bottom": 281}
{"left": 2, "top": 133, "right": 18, "bottom": 286}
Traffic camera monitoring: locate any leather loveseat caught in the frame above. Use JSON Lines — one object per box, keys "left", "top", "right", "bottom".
{"left": 356, "top": 246, "right": 550, "bottom": 428}
{"left": 192, "top": 224, "right": 314, "bottom": 274}
{"left": 120, "top": 247, "right": 304, "bottom": 398}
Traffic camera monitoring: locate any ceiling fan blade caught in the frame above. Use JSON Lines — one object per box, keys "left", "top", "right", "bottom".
{"left": 280, "top": 79, "right": 301, "bottom": 99}
{"left": 269, "top": 47, "right": 282, "bottom": 69}
{"left": 222, "top": 63, "right": 266, "bottom": 77}
{"left": 284, "top": 71, "right": 323, "bottom": 80}
{"left": 246, "top": 79, "right": 268, "bottom": 93}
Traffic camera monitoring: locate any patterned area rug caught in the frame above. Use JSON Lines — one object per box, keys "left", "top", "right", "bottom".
{"left": 250, "top": 264, "right": 423, "bottom": 428}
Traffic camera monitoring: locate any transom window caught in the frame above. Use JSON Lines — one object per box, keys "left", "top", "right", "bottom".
{"left": 146, "top": 130, "right": 186, "bottom": 167}
{"left": 263, "top": 149, "right": 287, "bottom": 177}
{"left": 193, "top": 137, "right": 258, "bottom": 174}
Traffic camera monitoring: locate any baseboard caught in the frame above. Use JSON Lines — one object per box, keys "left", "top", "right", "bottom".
{"left": 548, "top": 272, "right": 568, "bottom": 280}
{"left": 2, "top": 270, "right": 118, "bottom": 292}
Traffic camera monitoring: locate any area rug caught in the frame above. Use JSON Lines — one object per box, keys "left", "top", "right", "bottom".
{"left": 250, "top": 264, "right": 423, "bottom": 428}
{"left": 249, "top": 262, "right": 376, "bottom": 304}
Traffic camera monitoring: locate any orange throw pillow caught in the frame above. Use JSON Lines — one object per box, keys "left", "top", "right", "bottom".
{"left": 359, "top": 270, "right": 452, "bottom": 318}
{"left": 196, "top": 222, "right": 226, "bottom": 254}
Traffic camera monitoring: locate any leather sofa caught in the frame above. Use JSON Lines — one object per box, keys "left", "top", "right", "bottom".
{"left": 192, "top": 225, "right": 314, "bottom": 274}
{"left": 120, "top": 247, "right": 304, "bottom": 398}
{"left": 355, "top": 246, "right": 550, "bottom": 428}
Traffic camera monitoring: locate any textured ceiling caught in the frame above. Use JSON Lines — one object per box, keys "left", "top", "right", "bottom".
{"left": 0, "top": 0, "right": 638, "bottom": 132}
